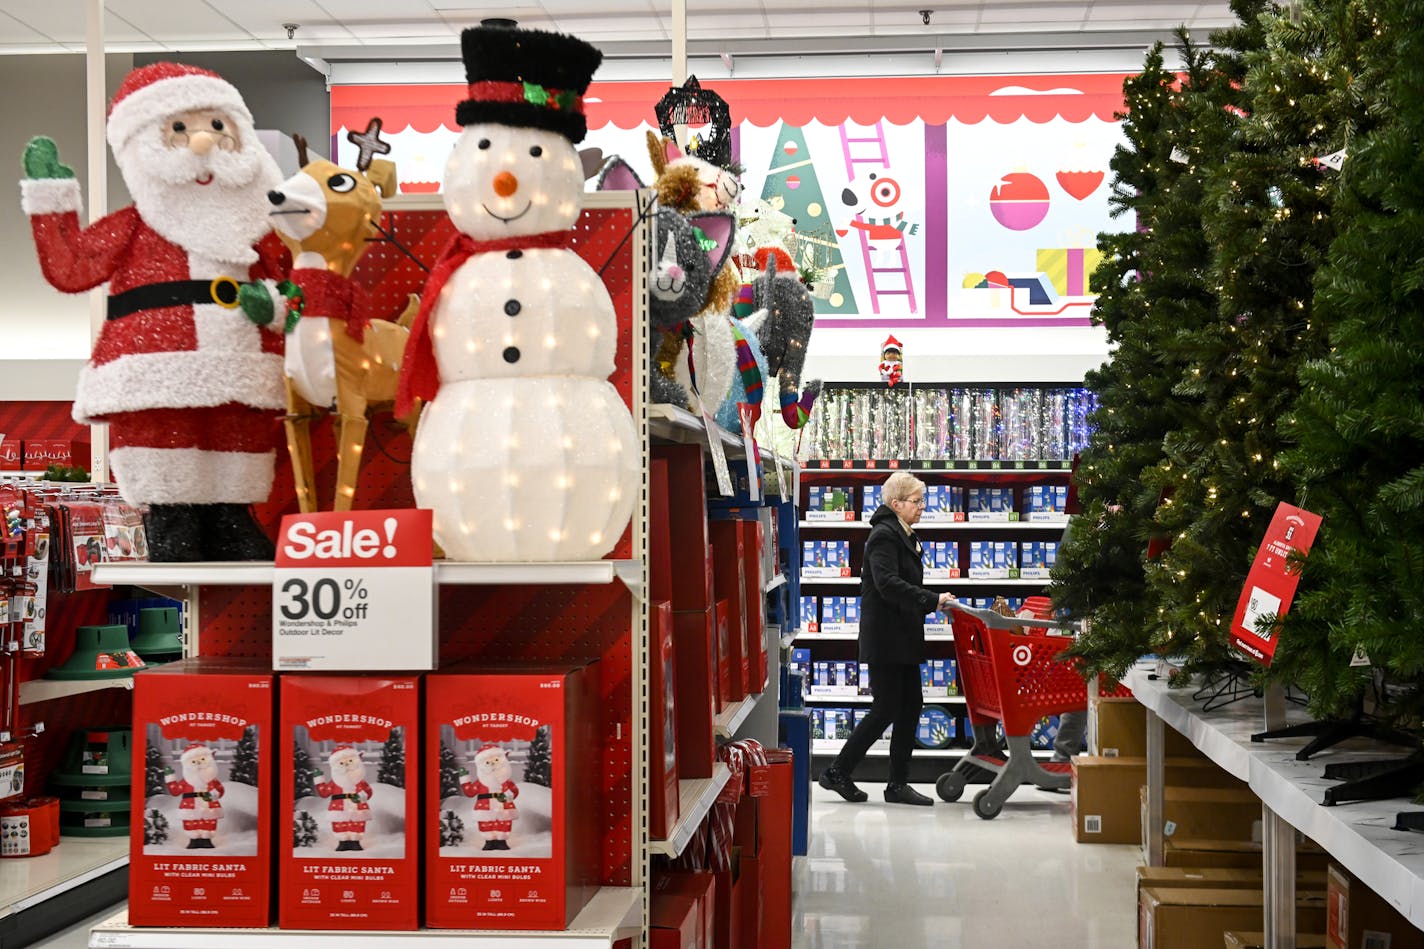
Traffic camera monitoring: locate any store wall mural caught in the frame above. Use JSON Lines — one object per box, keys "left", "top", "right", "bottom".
{"left": 331, "top": 74, "right": 1130, "bottom": 330}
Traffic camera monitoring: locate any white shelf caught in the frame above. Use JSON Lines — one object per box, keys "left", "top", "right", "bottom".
{"left": 90, "top": 560, "right": 641, "bottom": 589}
{"left": 19, "top": 676, "right": 134, "bottom": 705}
{"left": 89, "top": 887, "right": 643, "bottom": 948}
{"left": 799, "top": 520, "right": 1067, "bottom": 531}
{"left": 1124, "top": 666, "right": 1424, "bottom": 929}
{"left": 648, "top": 763, "right": 732, "bottom": 858}
{"left": 804, "top": 694, "right": 965, "bottom": 704}
{"left": 798, "top": 576, "right": 858, "bottom": 585}
{"left": 798, "top": 574, "right": 1046, "bottom": 587}
{"left": 713, "top": 689, "right": 767, "bottom": 738}
{"left": 810, "top": 741, "right": 1054, "bottom": 760}
{"left": 648, "top": 403, "right": 773, "bottom": 463}
{"left": 0, "top": 836, "right": 127, "bottom": 922}
{"left": 0, "top": 470, "right": 48, "bottom": 478}
{"left": 763, "top": 573, "right": 787, "bottom": 593}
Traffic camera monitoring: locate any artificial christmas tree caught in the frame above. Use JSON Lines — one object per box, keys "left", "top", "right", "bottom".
{"left": 229, "top": 725, "right": 259, "bottom": 787}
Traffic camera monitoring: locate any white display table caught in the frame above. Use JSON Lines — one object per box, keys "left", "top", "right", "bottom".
{"left": 1125, "top": 666, "right": 1424, "bottom": 949}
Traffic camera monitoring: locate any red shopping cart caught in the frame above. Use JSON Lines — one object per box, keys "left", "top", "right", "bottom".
{"left": 936, "top": 600, "right": 1088, "bottom": 818}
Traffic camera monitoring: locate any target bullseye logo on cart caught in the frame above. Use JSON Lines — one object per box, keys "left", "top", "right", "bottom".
{"left": 272, "top": 509, "right": 435, "bottom": 672}
{"left": 1011, "top": 644, "right": 1034, "bottom": 667}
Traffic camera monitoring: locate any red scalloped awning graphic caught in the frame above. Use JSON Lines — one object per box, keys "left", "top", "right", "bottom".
{"left": 332, "top": 73, "right": 1129, "bottom": 134}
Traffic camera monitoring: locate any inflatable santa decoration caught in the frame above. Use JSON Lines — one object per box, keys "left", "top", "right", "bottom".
{"left": 459, "top": 744, "right": 520, "bottom": 851}
{"left": 396, "top": 24, "right": 638, "bottom": 562}
{"left": 315, "top": 745, "right": 373, "bottom": 852}
{"left": 164, "top": 744, "right": 225, "bottom": 849}
{"left": 19, "top": 62, "right": 289, "bottom": 562}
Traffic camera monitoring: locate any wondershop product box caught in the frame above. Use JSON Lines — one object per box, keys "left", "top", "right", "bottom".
{"left": 671, "top": 606, "right": 715, "bottom": 780}
{"left": 655, "top": 871, "right": 716, "bottom": 949}
{"left": 654, "top": 444, "right": 714, "bottom": 611}
{"left": 425, "top": 663, "right": 599, "bottom": 930}
{"left": 736, "top": 519, "right": 766, "bottom": 693}
{"left": 1326, "top": 862, "right": 1424, "bottom": 949}
{"left": 709, "top": 523, "right": 748, "bottom": 704}
{"left": 279, "top": 675, "right": 420, "bottom": 931}
{"left": 649, "top": 601, "right": 681, "bottom": 842}
{"left": 1138, "top": 887, "right": 1326, "bottom": 949}
{"left": 130, "top": 658, "right": 274, "bottom": 928}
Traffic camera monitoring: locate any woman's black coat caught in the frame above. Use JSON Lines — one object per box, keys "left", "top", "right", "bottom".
{"left": 858, "top": 504, "right": 941, "bottom": 666}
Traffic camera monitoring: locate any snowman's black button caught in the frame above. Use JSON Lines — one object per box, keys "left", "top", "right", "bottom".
{"left": 503, "top": 347, "right": 521, "bottom": 363}
{"left": 504, "top": 299, "right": 521, "bottom": 316}
{"left": 506, "top": 250, "right": 523, "bottom": 259}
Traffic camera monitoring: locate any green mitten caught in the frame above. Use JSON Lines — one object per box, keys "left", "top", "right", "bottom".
{"left": 23, "top": 137, "right": 75, "bottom": 180}
{"left": 238, "top": 282, "right": 275, "bottom": 326}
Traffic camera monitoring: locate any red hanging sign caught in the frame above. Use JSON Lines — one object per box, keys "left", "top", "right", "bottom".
{"left": 1230, "top": 503, "right": 1322, "bottom": 666}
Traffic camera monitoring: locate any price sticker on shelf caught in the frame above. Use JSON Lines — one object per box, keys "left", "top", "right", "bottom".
{"left": 272, "top": 508, "right": 435, "bottom": 672}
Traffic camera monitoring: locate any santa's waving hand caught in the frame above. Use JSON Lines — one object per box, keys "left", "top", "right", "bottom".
{"left": 19, "top": 62, "right": 291, "bottom": 563}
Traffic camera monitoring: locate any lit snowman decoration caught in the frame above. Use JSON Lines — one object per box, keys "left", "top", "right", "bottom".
{"left": 397, "top": 24, "right": 637, "bottom": 561}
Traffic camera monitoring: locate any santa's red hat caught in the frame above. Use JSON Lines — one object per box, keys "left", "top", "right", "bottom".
{"left": 328, "top": 745, "right": 360, "bottom": 764}
{"left": 106, "top": 62, "right": 253, "bottom": 151}
{"left": 180, "top": 744, "right": 210, "bottom": 764}
{"left": 881, "top": 335, "right": 903, "bottom": 354}
{"left": 473, "top": 744, "right": 505, "bottom": 765}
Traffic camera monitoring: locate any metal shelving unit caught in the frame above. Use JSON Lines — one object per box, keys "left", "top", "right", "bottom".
{"left": 0, "top": 837, "right": 128, "bottom": 926}
{"left": 18, "top": 677, "right": 134, "bottom": 705}
{"left": 713, "top": 690, "right": 768, "bottom": 739}
{"left": 799, "top": 520, "right": 1068, "bottom": 531}
{"left": 88, "top": 887, "right": 645, "bottom": 948}
{"left": 798, "top": 575, "right": 1046, "bottom": 587}
{"left": 647, "top": 764, "right": 732, "bottom": 858}
{"left": 93, "top": 560, "right": 642, "bottom": 593}
{"left": 803, "top": 693, "right": 965, "bottom": 705}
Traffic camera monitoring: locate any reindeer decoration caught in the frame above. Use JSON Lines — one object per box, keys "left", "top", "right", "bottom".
{"left": 268, "top": 120, "right": 418, "bottom": 512}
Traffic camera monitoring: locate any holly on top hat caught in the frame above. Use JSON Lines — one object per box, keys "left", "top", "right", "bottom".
{"left": 455, "top": 25, "right": 603, "bottom": 143}
{"left": 106, "top": 62, "right": 253, "bottom": 151}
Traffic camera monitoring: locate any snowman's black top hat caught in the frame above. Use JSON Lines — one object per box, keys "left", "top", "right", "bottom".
{"left": 456, "top": 25, "right": 603, "bottom": 143}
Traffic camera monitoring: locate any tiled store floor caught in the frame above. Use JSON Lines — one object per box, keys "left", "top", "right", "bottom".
{"left": 793, "top": 782, "right": 1140, "bottom": 949}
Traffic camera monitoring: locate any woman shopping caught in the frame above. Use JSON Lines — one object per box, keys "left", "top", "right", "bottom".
{"left": 819, "top": 471, "right": 954, "bottom": 806}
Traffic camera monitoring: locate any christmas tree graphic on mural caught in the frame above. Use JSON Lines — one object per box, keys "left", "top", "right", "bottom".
{"left": 760, "top": 123, "right": 856, "bottom": 315}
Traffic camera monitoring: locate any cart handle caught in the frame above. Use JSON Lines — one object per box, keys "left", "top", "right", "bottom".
{"left": 946, "top": 600, "right": 1078, "bottom": 632}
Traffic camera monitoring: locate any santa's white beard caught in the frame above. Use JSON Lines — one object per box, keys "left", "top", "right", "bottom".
{"left": 183, "top": 762, "right": 217, "bottom": 786}
{"left": 479, "top": 763, "right": 511, "bottom": 786}
{"left": 332, "top": 769, "right": 365, "bottom": 792}
{"left": 117, "top": 133, "right": 281, "bottom": 267}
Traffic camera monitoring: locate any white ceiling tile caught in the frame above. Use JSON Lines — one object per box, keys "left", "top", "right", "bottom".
{"left": 108, "top": 0, "right": 260, "bottom": 43}
{"left": 766, "top": 11, "right": 871, "bottom": 28}
{"left": 980, "top": 5, "right": 1088, "bottom": 25}
{"left": 0, "top": 15, "right": 53, "bottom": 46}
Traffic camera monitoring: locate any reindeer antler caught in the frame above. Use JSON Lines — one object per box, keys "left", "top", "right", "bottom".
{"left": 347, "top": 118, "right": 391, "bottom": 173}
{"left": 292, "top": 133, "right": 310, "bottom": 168}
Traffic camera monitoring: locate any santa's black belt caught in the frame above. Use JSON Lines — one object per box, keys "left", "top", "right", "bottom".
{"left": 181, "top": 792, "right": 200, "bottom": 798}
{"left": 107, "top": 277, "right": 242, "bottom": 320}
{"left": 476, "top": 793, "right": 502, "bottom": 800}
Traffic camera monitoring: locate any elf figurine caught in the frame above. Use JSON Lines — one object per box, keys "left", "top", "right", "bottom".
{"left": 18, "top": 62, "right": 291, "bottom": 562}
{"left": 459, "top": 744, "right": 519, "bottom": 851}
{"left": 164, "top": 744, "right": 225, "bottom": 849}
{"left": 315, "top": 745, "right": 373, "bottom": 852}
{"left": 879, "top": 335, "right": 905, "bottom": 387}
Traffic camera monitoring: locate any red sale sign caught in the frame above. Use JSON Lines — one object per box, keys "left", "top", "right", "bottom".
{"left": 273, "top": 509, "right": 436, "bottom": 671}
{"left": 1230, "top": 503, "right": 1322, "bottom": 666}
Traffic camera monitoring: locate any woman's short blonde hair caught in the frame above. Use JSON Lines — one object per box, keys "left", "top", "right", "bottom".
{"left": 882, "top": 471, "right": 926, "bottom": 503}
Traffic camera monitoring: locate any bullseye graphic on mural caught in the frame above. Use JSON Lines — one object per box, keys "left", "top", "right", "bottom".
{"left": 988, "top": 172, "right": 1051, "bottom": 231}
{"left": 870, "top": 175, "right": 901, "bottom": 206}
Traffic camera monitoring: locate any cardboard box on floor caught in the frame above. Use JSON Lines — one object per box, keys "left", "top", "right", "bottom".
{"left": 1136, "top": 866, "right": 1327, "bottom": 896}
{"left": 1326, "top": 862, "right": 1424, "bottom": 949}
{"left": 1072, "top": 757, "right": 1247, "bottom": 844}
{"left": 1163, "top": 837, "right": 1331, "bottom": 871}
{"left": 1139, "top": 785, "right": 1263, "bottom": 850}
{"left": 1092, "top": 695, "right": 1202, "bottom": 758}
{"left": 1224, "top": 933, "right": 1326, "bottom": 948}
{"left": 1139, "top": 887, "right": 1327, "bottom": 949}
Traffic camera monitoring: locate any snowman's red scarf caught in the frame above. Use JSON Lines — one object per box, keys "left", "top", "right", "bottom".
{"left": 396, "top": 228, "right": 576, "bottom": 415}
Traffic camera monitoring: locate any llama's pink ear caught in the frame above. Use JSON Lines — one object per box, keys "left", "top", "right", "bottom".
{"left": 664, "top": 138, "right": 683, "bottom": 164}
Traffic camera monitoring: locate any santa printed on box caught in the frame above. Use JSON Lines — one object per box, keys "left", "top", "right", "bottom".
{"left": 459, "top": 744, "right": 519, "bottom": 851}
{"left": 315, "top": 745, "right": 373, "bottom": 851}
{"left": 19, "top": 62, "right": 290, "bottom": 562}
{"left": 396, "top": 23, "right": 637, "bottom": 562}
{"left": 164, "top": 744, "right": 225, "bottom": 849}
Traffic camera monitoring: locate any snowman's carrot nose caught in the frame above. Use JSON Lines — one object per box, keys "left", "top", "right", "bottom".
{"left": 493, "top": 171, "right": 519, "bottom": 197}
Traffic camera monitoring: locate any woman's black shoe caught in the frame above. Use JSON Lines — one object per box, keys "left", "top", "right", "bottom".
{"left": 883, "top": 782, "right": 934, "bottom": 806}
{"left": 817, "top": 766, "right": 868, "bottom": 802}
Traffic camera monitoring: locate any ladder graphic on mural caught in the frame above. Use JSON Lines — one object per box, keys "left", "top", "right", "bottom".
{"left": 839, "top": 121, "right": 917, "bottom": 315}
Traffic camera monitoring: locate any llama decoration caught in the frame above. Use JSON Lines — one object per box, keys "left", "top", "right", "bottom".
{"left": 267, "top": 121, "right": 420, "bottom": 513}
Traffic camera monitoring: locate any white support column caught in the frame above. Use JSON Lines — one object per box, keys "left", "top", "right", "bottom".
{"left": 1145, "top": 709, "right": 1165, "bottom": 866}
{"left": 1262, "top": 804, "right": 1297, "bottom": 949}
{"left": 670, "top": 0, "right": 689, "bottom": 151}
{"left": 85, "top": 0, "right": 109, "bottom": 483}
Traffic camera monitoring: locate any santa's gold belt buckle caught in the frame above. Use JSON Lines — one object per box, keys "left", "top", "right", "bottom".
{"left": 209, "top": 277, "right": 241, "bottom": 308}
